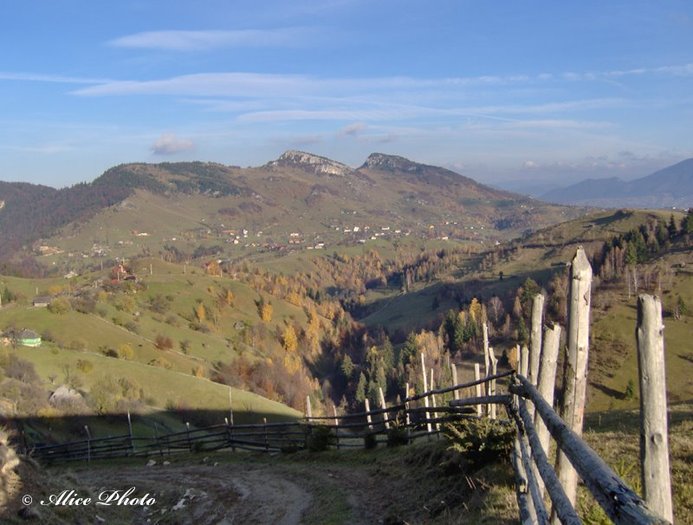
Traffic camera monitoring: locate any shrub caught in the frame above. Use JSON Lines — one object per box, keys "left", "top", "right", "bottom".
{"left": 76, "top": 359, "right": 94, "bottom": 374}
{"left": 307, "top": 425, "right": 332, "bottom": 452}
{"left": 386, "top": 426, "right": 409, "bottom": 448}
{"left": 149, "top": 357, "right": 173, "bottom": 369}
{"left": 48, "top": 297, "right": 71, "bottom": 314}
{"left": 4, "top": 357, "right": 40, "bottom": 384}
{"left": 444, "top": 418, "right": 515, "bottom": 468}
{"left": 154, "top": 335, "right": 174, "bottom": 350}
{"left": 118, "top": 343, "right": 134, "bottom": 360}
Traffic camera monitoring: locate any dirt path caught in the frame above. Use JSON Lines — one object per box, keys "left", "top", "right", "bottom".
{"left": 70, "top": 461, "right": 318, "bottom": 525}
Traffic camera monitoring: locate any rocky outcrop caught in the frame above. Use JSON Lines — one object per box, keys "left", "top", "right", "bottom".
{"left": 267, "top": 151, "right": 353, "bottom": 177}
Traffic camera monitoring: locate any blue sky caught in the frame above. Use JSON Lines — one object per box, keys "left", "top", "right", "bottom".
{"left": 1, "top": 0, "right": 692, "bottom": 189}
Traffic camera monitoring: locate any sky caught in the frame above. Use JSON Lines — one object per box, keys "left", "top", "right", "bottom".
{"left": 1, "top": 0, "right": 692, "bottom": 190}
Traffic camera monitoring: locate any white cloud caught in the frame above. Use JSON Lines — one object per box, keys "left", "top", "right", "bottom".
{"left": 339, "top": 122, "right": 367, "bottom": 136}
{"left": 150, "top": 133, "right": 195, "bottom": 155}
{"left": 108, "top": 28, "right": 317, "bottom": 51}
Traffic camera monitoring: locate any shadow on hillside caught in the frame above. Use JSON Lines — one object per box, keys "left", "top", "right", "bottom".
{"left": 2, "top": 407, "right": 301, "bottom": 451}
{"left": 584, "top": 401, "right": 693, "bottom": 434}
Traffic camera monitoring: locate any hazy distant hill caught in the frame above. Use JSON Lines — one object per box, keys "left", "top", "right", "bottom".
{"left": 0, "top": 151, "right": 580, "bottom": 268}
{"left": 541, "top": 158, "right": 693, "bottom": 208}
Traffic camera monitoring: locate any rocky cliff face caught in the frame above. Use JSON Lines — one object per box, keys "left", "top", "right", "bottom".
{"left": 362, "top": 153, "right": 424, "bottom": 173}
{"left": 267, "top": 150, "right": 353, "bottom": 177}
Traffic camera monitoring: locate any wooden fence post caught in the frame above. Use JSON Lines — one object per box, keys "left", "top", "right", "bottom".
{"left": 186, "top": 422, "right": 192, "bottom": 451}
{"left": 555, "top": 246, "right": 592, "bottom": 512}
{"left": 520, "top": 345, "right": 529, "bottom": 378}
{"left": 364, "top": 398, "right": 373, "bottom": 431}
{"left": 430, "top": 369, "right": 440, "bottom": 432}
{"left": 228, "top": 387, "right": 234, "bottom": 426}
{"left": 404, "top": 382, "right": 411, "bottom": 427}
{"left": 127, "top": 410, "right": 135, "bottom": 455}
{"left": 263, "top": 417, "right": 269, "bottom": 452}
{"left": 421, "top": 353, "right": 432, "bottom": 433}
{"left": 84, "top": 425, "right": 91, "bottom": 463}
{"left": 529, "top": 294, "right": 545, "bottom": 386}
{"left": 636, "top": 294, "right": 673, "bottom": 522}
{"left": 474, "top": 363, "right": 483, "bottom": 417}
{"left": 451, "top": 363, "right": 460, "bottom": 400}
{"left": 332, "top": 405, "right": 340, "bottom": 450}
{"left": 378, "top": 386, "right": 390, "bottom": 430}
{"left": 483, "top": 323, "right": 490, "bottom": 395}
{"left": 534, "top": 323, "right": 561, "bottom": 499}
{"left": 489, "top": 348, "right": 498, "bottom": 420}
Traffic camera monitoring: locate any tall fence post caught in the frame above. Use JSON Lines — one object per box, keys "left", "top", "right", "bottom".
{"left": 489, "top": 348, "right": 498, "bottom": 420}
{"left": 529, "top": 294, "right": 545, "bottom": 386}
{"left": 186, "top": 422, "right": 192, "bottom": 452}
{"left": 555, "top": 246, "right": 592, "bottom": 514}
{"left": 474, "top": 363, "right": 483, "bottom": 417}
{"left": 127, "top": 410, "right": 135, "bottom": 455}
{"left": 636, "top": 294, "right": 673, "bottom": 523}
{"left": 535, "top": 323, "right": 561, "bottom": 500}
{"left": 430, "top": 369, "right": 440, "bottom": 432}
{"left": 451, "top": 363, "right": 460, "bottom": 400}
{"left": 364, "top": 398, "right": 373, "bottom": 431}
{"left": 378, "top": 386, "right": 390, "bottom": 430}
{"left": 332, "top": 405, "right": 340, "bottom": 450}
{"left": 483, "top": 323, "right": 490, "bottom": 395}
{"left": 421, "top": 353, "right": 432, "bottom": 433}
{"left": 228, "top": 387, "right": 234, "bottom": 426}
{"left": 84, "top": 425, "right": 91, "bottom": 463}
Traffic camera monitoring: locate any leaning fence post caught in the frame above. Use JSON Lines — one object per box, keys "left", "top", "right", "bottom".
{"left": 636, "top": 294, "right": 673, "bottom": 523}
{"left": 555, "top": 246, "right": 592, "bottom": 513}
{"left": 378, "top": 386, "right": 390, "bottom": 430}
{"left": 84, "top": 425, "right": 91, "bottom": 463}
{"left": 127, "top": 410, "right": 135, "bottom": 455}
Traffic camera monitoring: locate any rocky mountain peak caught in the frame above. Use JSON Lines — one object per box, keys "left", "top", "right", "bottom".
{"left": 267, "top": 150, "right": 352, "bottom": 176}
{"left": 362, "top": 153, "right": 422, "bottom": 172}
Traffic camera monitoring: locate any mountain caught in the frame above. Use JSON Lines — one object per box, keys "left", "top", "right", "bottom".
{"left": 541, "top": 158, "right": 693, "bottom": 208}
{"left": 0, "top": 151, "right": 581, "bottom": 270}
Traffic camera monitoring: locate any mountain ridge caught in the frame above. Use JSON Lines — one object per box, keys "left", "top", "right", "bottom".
{"left": 541, "top": 158, "right": 693, "bottom": 208}
{"left": 0, "top": 151, "right": 581, "bottom": 271}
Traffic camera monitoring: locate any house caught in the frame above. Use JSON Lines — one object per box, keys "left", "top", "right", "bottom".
{"left": 18, "top": 330, "right": 41, "bottom": 347}
{"left": 32, "top": 296, "right": 51, "bottom": 308}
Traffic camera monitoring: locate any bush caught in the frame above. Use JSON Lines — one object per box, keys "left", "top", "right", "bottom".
{"left": 48, "top": 297, "right": 71, "bottom": 314}
{"left": 4, "top": 357, "right": 40, "bottom": 384}
{"left": 155, "top": 335, "right": 174, "bottom": 350}
{"left": 76, "top": 359, "right": 94, "bottom": 374}
{"left": 444, "top": 418, "right": 515, "bottom": 468}
{"left": 307, "top": 425, "right": 332, "bottom": 452}
{"left": 118, "top": 343, "right": 134, "bottom": 360}
{"left": 386, "top": 426, "right": 409, "bottom": 448}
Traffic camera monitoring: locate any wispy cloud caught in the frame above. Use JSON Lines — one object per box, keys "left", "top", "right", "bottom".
{"left": 0, "top": 72, "right": 110, "bottom": 84}
{"left": 150, "top": 133, "right": 195, "bottom": 155}
{"left": 108, "top": 27, "right": 321, "bottom": 51}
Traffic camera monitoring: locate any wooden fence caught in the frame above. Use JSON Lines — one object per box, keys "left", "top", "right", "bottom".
{"left": 25, "top": 247, "right": 674, "bottom": 524}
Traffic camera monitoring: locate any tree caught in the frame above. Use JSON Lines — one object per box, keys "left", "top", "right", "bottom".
{"left": 194, "top": 302, "right": 207, "bottom": 323}
{"left": 282, "top": 325, "right": 298, "bottom": 353}
{"left": 355, "top": 372, "right": 367, "bottom": 403}
{"left": 341, "top": 355, "right": 354, "bottom": 379}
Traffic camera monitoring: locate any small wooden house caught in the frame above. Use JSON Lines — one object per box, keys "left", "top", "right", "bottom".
{"left": 18, "top": 329, "right": 41, "bottom": 347}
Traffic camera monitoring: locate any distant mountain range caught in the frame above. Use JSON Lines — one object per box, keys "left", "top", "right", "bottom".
{"left": 540, "top": 158, "right": 693, "bottom": 208}
{"left": 0, "top": 151, "right": 580, "bottom": 268}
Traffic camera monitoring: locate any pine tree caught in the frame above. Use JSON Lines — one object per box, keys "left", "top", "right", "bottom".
{"left": 355, "top": 372, "right": 367, "bottom": 402}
